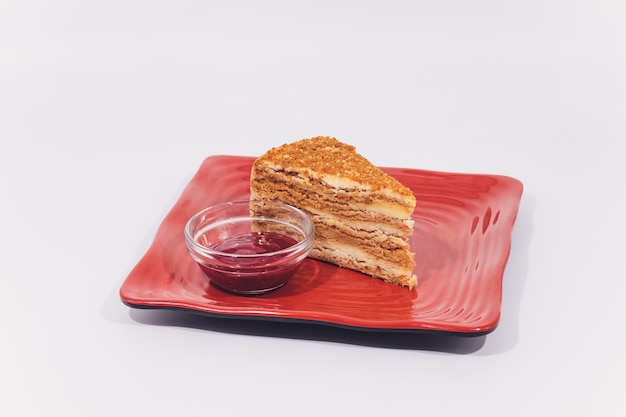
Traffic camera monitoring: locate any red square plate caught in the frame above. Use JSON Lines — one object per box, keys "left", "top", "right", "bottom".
{"left": 120, "top": 155, "right": 523, "bottom": 335}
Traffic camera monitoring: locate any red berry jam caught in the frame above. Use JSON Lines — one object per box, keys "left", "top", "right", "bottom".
{"left": 197, "top": 232, "right": 302, "bottom": 294}
{"left": 211, "top": 231, "right": 297, "bottom": 255}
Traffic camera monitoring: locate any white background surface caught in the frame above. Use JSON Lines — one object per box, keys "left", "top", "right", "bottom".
{"left": 1, "top": 1, "right": 625, "bottom": 416}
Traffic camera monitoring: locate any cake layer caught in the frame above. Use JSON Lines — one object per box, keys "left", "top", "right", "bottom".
{"left": 311, "top": 241, "right": 417, "bottom": 289}
{"left": 251, "top": 166, "right": 415, "bottom": 218}
{"left": 251, "top": 187, "right": 413, "bottom": 240}
{"left": 311, "top": 221, "right": 410, "bottom": 255}
{"left": 250, "top": 175, "right": 413, "bottom": 226}
{"left": 305, "top": 207, "right": 411, "bottom": 250}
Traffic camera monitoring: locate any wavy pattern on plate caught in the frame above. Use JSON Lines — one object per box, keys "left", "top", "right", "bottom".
{"left": 120, "top": 156, "right": 523, "bottom": 335}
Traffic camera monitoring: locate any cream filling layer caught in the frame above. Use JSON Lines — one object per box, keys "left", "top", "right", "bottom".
{"left": 256, "top": 165, "right": 416, "bottom": 217}
{"left": 304, "top": 206, "right": 412, "bottom": 247}
{"left": 312, "top": 241, "right": 415, "bottom": 280}
{"left": 250, "top": 182, "right": 414, "bottom": 220}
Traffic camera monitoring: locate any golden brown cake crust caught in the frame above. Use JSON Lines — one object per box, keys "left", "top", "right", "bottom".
{"left": 256, "top": 136, "right": 415, "bottom": 199}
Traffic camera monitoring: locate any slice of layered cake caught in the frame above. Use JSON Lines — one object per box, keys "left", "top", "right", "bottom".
{"left": 250, "top": 136, "right": 417, "bottom": 289}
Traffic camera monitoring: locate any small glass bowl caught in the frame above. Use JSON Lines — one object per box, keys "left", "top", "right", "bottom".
{"left": 184, "top": 200, "right": 315, "bottom": 295}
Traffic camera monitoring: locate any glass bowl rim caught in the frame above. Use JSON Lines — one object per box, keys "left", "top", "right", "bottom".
{"left": 184, "top": 200, "right": 315, "bottom": 259}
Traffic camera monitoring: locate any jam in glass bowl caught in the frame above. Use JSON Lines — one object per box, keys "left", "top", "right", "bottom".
{"left": 184, "top": 200, "right": 315, "bottom": 295}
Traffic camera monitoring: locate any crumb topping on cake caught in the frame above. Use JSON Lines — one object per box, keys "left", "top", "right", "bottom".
{"left": 257, "top": 136, "right": 414, "bottom": 199}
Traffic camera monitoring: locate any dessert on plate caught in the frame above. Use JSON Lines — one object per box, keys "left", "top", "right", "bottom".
{"left": 250, "top": 136, "right": 417, "bottom": 289}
